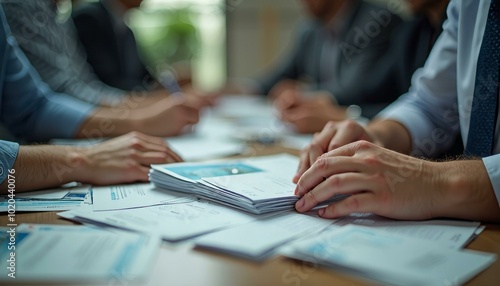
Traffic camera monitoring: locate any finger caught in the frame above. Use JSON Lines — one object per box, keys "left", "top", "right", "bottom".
{"left": 307, "top": 122, "right": 338, "bottom": 167}
{"left": 296, "top": 172, "right": 376, "bottom": 212}
{"left": 132, "top": 132, "right": 169, "bottom": 148}
{"left": 281, "top": 106, "right": 311, "bottom": 122}
{"left": 318, "top": 193, "right": 377, "bottom": 219}
{"left": 129, "top": 137, "right": 170, "bottom": 153}
{"left": 131, "top": 150, "right": 179, "bottom": 165}
{"left": 295, "top": 157, "right": 367, "bottom": 196}
{"left": 165, "top": 147, "right": 183, "bottom": 162}
{"left": 123, "top": 164, "right": 150, "bottom": 183}
{"left": 134, "top": 166, "right": 151, "bottom": 182}
{"left": 324, "top": 140, "right": 374, "bottom": 159}
{"left": 293, "top": 147, "right": 312, "bottom": 184}
{"left": 275, "top": 90, "right": 300, "bottom": 111}
{"left": 328, "top": 120, "right": 366, "bottom": 151}
{"left": 307, "top": 137, "right": 329, "bottom": 172}
{"left": 182, "top": 106, "right": 201, "bottom": 124}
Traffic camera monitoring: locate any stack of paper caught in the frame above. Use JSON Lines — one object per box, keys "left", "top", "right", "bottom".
{"left": 59, "top": 199, "right": 260, "bottom": 241}
{"left": 286, "top": 225, "right": 496, "bottom": 285}
{"left": 149, "top": 154, "right": 347, "bottom": 214}
{"left": 0, "top": 184, "right": 91, "bottom": 212}
{"left": 0, "top": 224, "right": 160, "bottom": 283}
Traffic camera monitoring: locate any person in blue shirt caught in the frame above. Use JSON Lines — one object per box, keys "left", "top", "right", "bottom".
{"left": 0, "top": 7, "right": 182, "bottom": 193}
{"left": 293, "top": 0, "right": 500, "bottom": 222}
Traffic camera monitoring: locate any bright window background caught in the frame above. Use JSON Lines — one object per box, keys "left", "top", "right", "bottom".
{"left": 129, "top": 0, "right": 226, "bottom": 91}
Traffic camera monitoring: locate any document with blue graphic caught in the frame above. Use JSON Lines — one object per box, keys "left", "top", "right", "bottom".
{"left": 0, "top": 224, "right": 161, "bottom": 282}
{"left": 92, "top": 183, "right": 194, "bottom": 211}
{"left": 288, "top": 225, "right": 496, "bottom": 286}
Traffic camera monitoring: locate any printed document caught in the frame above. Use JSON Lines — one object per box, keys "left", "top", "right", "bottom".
{"left": 0, "top": 224, "right": 160, "bottom": 282}
{"left": 288, "top": 225, "right": 496, "bottom": 286}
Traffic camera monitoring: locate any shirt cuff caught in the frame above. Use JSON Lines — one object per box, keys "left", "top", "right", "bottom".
{"left": 0, "top": 140, "right": 19, "bottom": 184}
{"left": 33, "top": 93, "right": 96, "bottom": 141}
{"left": 483, "top": 154, "right": 500, "bottom": 207}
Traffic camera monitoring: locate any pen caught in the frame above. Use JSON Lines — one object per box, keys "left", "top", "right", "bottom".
{"left": 158, "top": 69, "right": 183, "bottom": 95}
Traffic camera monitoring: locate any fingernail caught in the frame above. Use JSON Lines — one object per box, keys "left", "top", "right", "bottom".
{"left": 319, "top": 208, "right": 325, "bottom": 217}
{"left": 295, "top": 198, "right": 305, "bottom": 210}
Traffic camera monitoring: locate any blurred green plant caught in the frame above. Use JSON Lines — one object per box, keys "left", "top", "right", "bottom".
{"left": 130, "top": 7, "right": 200, "bottom": 71}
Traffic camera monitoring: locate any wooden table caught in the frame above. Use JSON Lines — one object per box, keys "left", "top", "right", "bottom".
{"left": 2, "top": 145, "right": 500, "bottom": 286}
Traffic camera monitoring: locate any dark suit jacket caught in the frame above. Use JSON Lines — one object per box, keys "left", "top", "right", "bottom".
{"left": 72, "top": 1, "right": 154, "bottom": 91}
{"left": 257, "top": 0, "right": 439, "bottom": 118}
{"left": 383, "top": 14, "right": 444, "bottom": 102}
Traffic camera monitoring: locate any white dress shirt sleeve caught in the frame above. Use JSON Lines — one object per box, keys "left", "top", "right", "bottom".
{"left": 377, "top": 1, "right": 461, "bottom": 158}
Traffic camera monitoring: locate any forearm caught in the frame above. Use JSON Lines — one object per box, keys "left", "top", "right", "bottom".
{"left": 76, "top": 107, "right": 141, "bottom": 138}
{"left": 435, "top": 160, "right": 500, "bottom": 223}
{"left": 0, "top": 146, "right": 86, "bottom": 194}
{"left": 367, "top": 119, "right": 412, "bottom": 154}
{"left": 118, "top": 90, "right": 169, "bottom": 109}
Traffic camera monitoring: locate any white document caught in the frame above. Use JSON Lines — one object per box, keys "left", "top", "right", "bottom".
{"left": 212, "top": 95, "right": 275, "bottom": 120}
{"left": 0, "top": 185, "right": 92, "bottom": 212}
{"left": 333, "top": 213, "right": 482, "bottom": 249}
{"left": 289, "top": 225, "right": 496, "bottom": 286}
{"left": 195, "top": 212, "right": 333, "bottom": 260}
{"left": 168, "top": 136, "right": 243, "bottom": 161}
{"left": 61, "top": 200, "right": 258, "bottom": 241}
{"left": 0, "top": 224, "right": 161, "bottom": 282}
{"left": 14, "top": 189, "right": 71, "bottom": 200}
{"left": 280, "top": 134, "right": 313, "bottom": 150}
{"left": 202, "top": 171, "right": 297, "bottom": 202}
{"left": 92, "top": 183, "right": 195, "bottom": 211}
{"left": 0, "top": 184, "right": 89, "bottom": 201}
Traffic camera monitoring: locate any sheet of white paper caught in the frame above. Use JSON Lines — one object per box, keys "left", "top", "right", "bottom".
{"left": 202, "top": 171, "right": 297, "bottom": 202}
{"left": 92, "top": 183, "right": 194, "bottom": 211}
{"left": 244, "top": 153, "right": 299, "bottom": 174}
{"left": 280, "top": 134, "right": 313, "bottom": 150}
{"left": 62, "top": 200, "right": 258, "bottom": 241}
{"left": 289, "top": 225, "right": 496, "bottom": 286}
{"left": 195, "top": 212, "right": 333, "bottom": 260}
{"left": 333, "top": 213, "right": 481, "bottom": 249}
{"left": 0, "top": 185, "right": 90, "bottom": 202}
{"left": 167, "top": 136, "right": 243, "bottom": 161}
{"left": 0, "top": 199, "right": 88, "bottom": 212}
{"left": 0, "top": 224, "right": 161, "bottom": 282}
{"left": 14, "top": 189, "right": 69, "bottom": 200}
{"left": 0, "top": 184, "right": 92, "bottom": 212}
{"left": 212, "top": 95, "right": 275, "bottom": 120}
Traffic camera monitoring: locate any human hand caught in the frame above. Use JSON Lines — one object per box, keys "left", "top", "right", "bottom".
{"left": 268, "top": 79, "right": 302, "bottom": 100}
{"left": 280, "top": 93, "right": 347, "bottom": 134}
{"left": 182, "top": 86, "right": 219, "bottom": 107}
{"left": 293, "top": 120, "right": 378, "bottom": 183}
{"left": 273, "top": 89, "right": 302, "bottom": 112}
{"left": 134, "top": 96, "right": 201, "bottom": 137}
{"left": 294, "top": 141, "right": 441, "bottom": 220}
{"left": 77, "top": 132, "right": 182, "bottom": 185}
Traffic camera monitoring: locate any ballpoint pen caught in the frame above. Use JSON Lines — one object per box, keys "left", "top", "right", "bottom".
{"left": 158, "top": 69, "right": 183, "bottom": 95}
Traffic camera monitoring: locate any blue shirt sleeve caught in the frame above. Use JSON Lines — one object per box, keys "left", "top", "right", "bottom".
{"left": 0, "top": 7, "right": 95, "bottom": 142}
{"left": 0, "top": 140, "right": 19, "bottom": 184}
